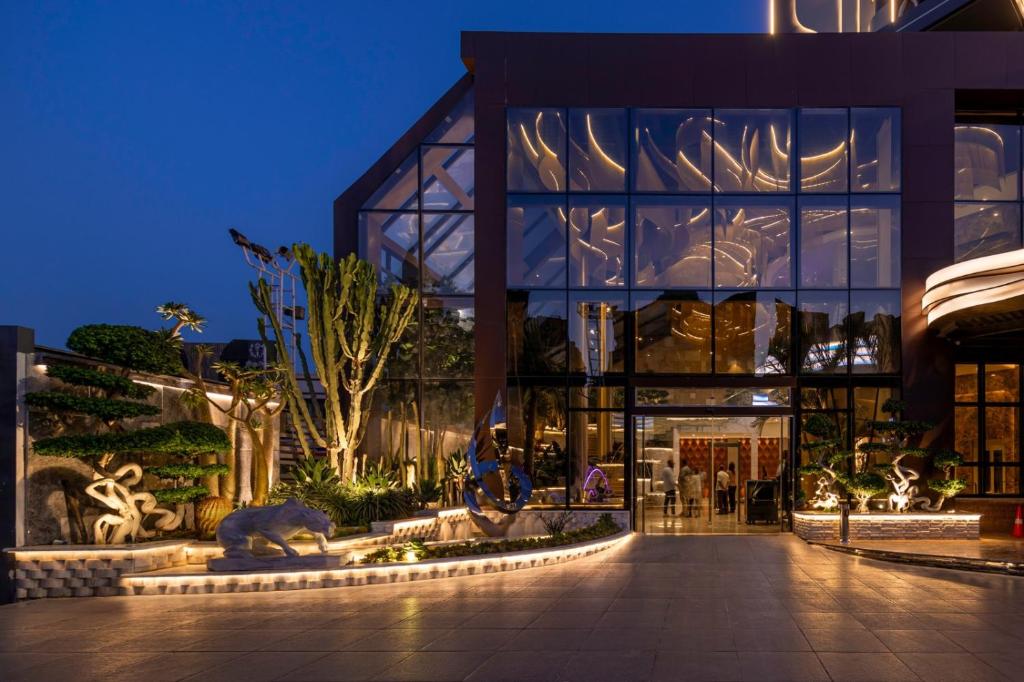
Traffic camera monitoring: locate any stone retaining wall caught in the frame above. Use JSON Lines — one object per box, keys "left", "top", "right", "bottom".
{"left": 793, "top": 512, "right": 981, "bottom": 541}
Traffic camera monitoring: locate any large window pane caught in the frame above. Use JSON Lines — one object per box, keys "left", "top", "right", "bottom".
{"left": 985, "top": 364, "right": 1020, "bottom": 402}
{"left": 850, "top": 196, "right": 900, "bottom": 288}
{"left": 568, "top": 411, "right": 626, "bottom": 508}
{"left": 368, "top": 381, "right": 421, "bottom": 479}
{"left": 570, "top": 383, "right": 626, "bottom": 410}
{"left": 507, "top": 197, "right": 567, "bottom": 288}
{"left": 568, "top": 294, "right": 627, "bottom": 375}
{"left": 854, "top": 387, "right": 899, "bottom": 444}
{"left": 569, "top": 108, "right": 627, "bottom": 192}
{"left": 422, "top": 381, "right": 475, "bottom": 481}
{"left": 421, "top": 146, "right": 474, "bottom": 210}
{"left": 799, "top": 197, "right": 848, "bottom": 288}
{"left": 633, "top": 291, "right": 712, "bottom": 374}
{"left": 714, "top": 198, "right": 793, "bottom": 288}
{"left": 633, "top": 198, "right": 712, "bottom": 288}
{"left": 850, "top": 290, "right": 901, "bottom": 374}
{"left": 507, "top": 290, "right": 567, "bottom": 376}
{"left": 986, "top": 406, "right": 1019, "bottom": 464}
{"left": 633, "top": 108, "right": 713, "bottom": 192}
{"left": 423, "top": 213, "right": 473, "bottom": 294}
{"left": 426, "top": 90, "right": 474, "bottom": 144}
{"left": 799, "top": 109, "right": 848, "bottom": 193}
{"left": 954, "top": 202, "right": 1022, "bottom": 262}
{"left": 800, "top": 387, "right": 848, "bottom": 411}
{"left": 361, "top": 152, "right": 418, "bottom": 210}
{"left": 507, "top": 108, "right": 566, "bottom": 192}
{"left": 422, "top": 298, "right": 474, "bottom": 378}
{"left": 568, "top": 197, "right": 626, "bottom": 288}
{"left": 714, "top": 291, "right": 793, "bottom": 375}
{"left": 359, "top": 212, "right": 419, "bottom": 289}
{"left": 955, "top": 122, "right": 1020, "bottom": 201}
{"left": 508, "top": 385, "right": 567, "bottom": 506}
{"left": 382, "top": 295, "right": 419, "bottom": 379}
{"left": 955, "top": 364, "right": 979, "bottom": 402}
{"left": 798, "top": 291, "right": 849, "bottom": 374}
{"left": 714, "top": 109, "right": 792, "bottom": 193}
{"left": 956, "top": 406, "right": 980, "bottom": 462}
{"left": 851, "top": 108, "right": 900, "bottom": 192}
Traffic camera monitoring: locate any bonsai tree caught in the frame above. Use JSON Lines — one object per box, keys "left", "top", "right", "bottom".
{"left": 251, "top": 247, "right": 417, "bottom": 481}
{"left": 928, "top": 450, "right": 968, "bottom": 510}
{"left": 798, "top": 413, "right": 847, "bottom": 511}
{"left": 860, "top": 398, "right": 939, "bottom": 512}
{"left": 842, "top": 471, "right": 888, "bottom": 512}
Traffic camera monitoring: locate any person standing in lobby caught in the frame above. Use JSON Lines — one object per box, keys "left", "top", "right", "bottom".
{"left": 715, "top": 465, "right": 729, "bottom": 515}
{"left": 727, "top": 462, "right": 738, "bottom": 513}
{"left": 661, "top": 459, "right": 677, "bottom": 516}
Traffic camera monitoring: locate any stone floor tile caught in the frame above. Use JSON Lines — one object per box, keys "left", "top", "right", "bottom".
{"left": 421, "top": 628, "right": 507, "bottom": 652}
{"left": 562, "top": 650, "right": 656, "bottom": 681}
{"left": 872, "top": 628, "right": 964, "bottom": 653}
{"left": 279, "top": 651, "right": 411, "bottom": 681}
{"left": 339, "top": 628, "right": 450, "bottom": 652}
{"left": 183, "top": 651, "right": 329, "bottom": 681}
{"left": 595, "top": 609, "right": 667, "bottom": 629}
{"left": 974, "top": 651, "right": 1024, "bottom": 679}
{"left": 816, "top": 652, "right": 922, "bottom": 681}
{"left": 802, "top": 627, "right": 889, "bottom": 652}
{"left": 939, "top": 629, "right": 1024, "bottom": 653}
{"left": 107, "top": 652, "right": 244, "bottom": 682}
{"left": 261, "top": 628, "right": 379, "bottom": 652}
{"left": 583, "top": 626, "right": 661, "bottom": 651}
{"left": 732, "top": 624, "right": 812, "bottom": 651}
{"left": 372, "top": 650, "right": 492, "bottom": 681}
{"left": 895, "top": 652, "right": 1010, "bottom": 682}
{"left": 465, "top": 650, "right": 571, "bottom": 681}
{"left": 656, "top": 627, "right": 736, "bottom": 652}
{"left": 461, "top": 610, "right": 540, "bottom": 629}
{"left": 529, "top": 609, "right": 604, "bottom": 629}
{"left": 392, "top": 612, "right": 473, "bottom": 629}
{"left": 500, "top": 627, "right": 591, "bottom": 651}
{"left": 182, "top": 628, "right": 298, "bottom": 651}
{"left": 736, "top": 652, "right": 830, "bottom": 681}
{"left": 650, "top": 651, "right": 742, "bottom": 682}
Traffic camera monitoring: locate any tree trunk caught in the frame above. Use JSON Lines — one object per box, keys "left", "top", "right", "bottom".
{"left": 250, "top": 426, "right": 268, "bottom": 506}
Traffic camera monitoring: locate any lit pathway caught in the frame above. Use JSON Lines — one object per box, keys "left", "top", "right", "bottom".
{"left": 3, "top": 534, "right": 1023, "bottom": 681}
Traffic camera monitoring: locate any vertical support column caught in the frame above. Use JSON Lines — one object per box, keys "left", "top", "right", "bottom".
{"left": 0, "top": 326, "right": 33, "bottom": 604}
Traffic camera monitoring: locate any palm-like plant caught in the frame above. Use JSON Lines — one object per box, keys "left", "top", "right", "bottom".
{"left": 156, "top": 301, "right": 208, "bottom": 338}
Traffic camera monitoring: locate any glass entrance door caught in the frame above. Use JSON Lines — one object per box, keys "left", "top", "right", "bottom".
{"left": 633, "top": 415, "right": 791, "bottom": 534}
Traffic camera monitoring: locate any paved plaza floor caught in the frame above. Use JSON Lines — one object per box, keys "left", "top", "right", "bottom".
{"left": 3, "top": 534, "right": 1024, "bottom": 681}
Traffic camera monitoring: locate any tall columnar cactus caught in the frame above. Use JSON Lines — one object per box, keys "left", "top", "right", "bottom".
{"left": 252, "top": 247, "right": 417, "bottom": 481}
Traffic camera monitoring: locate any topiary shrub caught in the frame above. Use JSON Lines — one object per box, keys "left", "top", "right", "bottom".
{"left": 67, "top": 324, "right": 183, "bottom": 375}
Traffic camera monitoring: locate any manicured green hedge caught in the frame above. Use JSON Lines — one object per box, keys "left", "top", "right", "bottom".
{"left": 151, "top": 485, "right": 209, "bottom": 504}
{"left": 360, "top": 513, "right": 622, "bottom": 564}
{"left": 145, "top": 463, "right": 230, "bottom": 479}
{"left": 34, "top": 421, "right": 230, "bottom": 458}
{"left": 67, "top": 324, "right": 183, "bottom": 375}
{"left": 46, "top": 364, "right": 154, "bottom": 398}
{"left": 25, "top": 391, "right": 160, "bottom": 421}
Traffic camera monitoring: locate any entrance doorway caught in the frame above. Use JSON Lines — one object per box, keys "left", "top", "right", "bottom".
{"left": 633, "top": 415, "right": 791, "bottom": 534}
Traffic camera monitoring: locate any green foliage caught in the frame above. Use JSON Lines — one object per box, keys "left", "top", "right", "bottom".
{"left": 881, "top": 398, "right": 905, "bottom": 415}
{"left": 347, "top": 487, "right": 414, "bottom": 525}
{"left": 355, "top": 461, "right": 399, "bottom": 491}
{"left": 145, "top": 463, "right": 230, "bottom": 479}
{"left": 929, "top": 478, "right": 968, "bottom": 498}
{"left": 540, "top": 510, "right": 574, "bottom": 536}
{"left": 26, "top": 391, "right": 160, "bottom": 421}
{"left": 360, "top": 514, "right": 621, "bottom": 564}
{"left": 67, "top": 324, "right": 183, "bottom": 375}
{"left": 845, "top": 471, "right": 887, "bottom": 497}
{"left": 151, "top": 485, "right": 209, "bottom": 504}
{"left": 269, "top": 472, "right": 415, "bottom": 527}
{"left": 45, "top": 364, "right": 154, "bottom": 398}
{"left": 932, "top": 450, "right": 964, "bottom": 471}
{"left": 867, "top": 420, "right": 934, "bottom": 438}
{"left": 292, "top": 457, "right": 340, "bottom": 486}
{"left": 34, "top": 421, "right": 231, "bottom": 459}
{"left": 802, "top": 413, "right": 840, "bottom": 440}
{"left": 412, "top": 478, "right": 442, "bottom": 509}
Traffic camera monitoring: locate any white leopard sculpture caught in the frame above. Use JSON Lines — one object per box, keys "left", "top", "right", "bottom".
{"left": 214, "top": 498, "right": 335, "bottom": 562}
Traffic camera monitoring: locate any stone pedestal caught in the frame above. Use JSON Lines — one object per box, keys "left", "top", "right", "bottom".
{"left": 207, "top": 554, "right": 344, "bottom": 572}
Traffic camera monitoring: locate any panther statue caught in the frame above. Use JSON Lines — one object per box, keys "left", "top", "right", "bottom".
{"left": 215, "top": 497, "right": 334, "bottom": 560}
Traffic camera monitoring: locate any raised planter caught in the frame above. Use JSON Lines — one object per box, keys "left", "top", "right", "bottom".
{"left": 793, "top": 511, "right": 981, "bottom": 541}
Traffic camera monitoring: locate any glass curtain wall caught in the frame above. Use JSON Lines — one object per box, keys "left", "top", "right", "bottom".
{"left": 954, "top": 363, "right": 1022, "bottom": 496}
{"left": 954, "top": 113, "right": 1024, "bottom": 262}
{"left": 358, "top": 90, "right": 475, "bottom": 485}
{"left": 507, "top": 106, "right": 902, "bottom": 511}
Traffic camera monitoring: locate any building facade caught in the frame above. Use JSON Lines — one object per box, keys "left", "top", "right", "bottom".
{"left": 335, "top": 1, "right": 1024, "bottom": 532}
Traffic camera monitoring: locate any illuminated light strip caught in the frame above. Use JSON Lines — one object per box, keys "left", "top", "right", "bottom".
{"left": 922, "top": 248, "right": 1024, "bottom": 330}
{"left": 585, "top": 114, "right": 626, "bottom": 174}
{"left": 794, "top": 512, "right": 981, "bottom": 522}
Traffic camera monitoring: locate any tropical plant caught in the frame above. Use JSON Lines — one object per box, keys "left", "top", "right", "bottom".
{"left": 355, "top": 460, "right": 399, "bottom": 491}
{"left": 798, "top": 413, "right": 848, "bottom": 511}
{"left": 842, "top": 471, "right": 888, "bottom": 513}
{"left": 928, "top": 450, "right": 968, "bottom": 509}
{"left": 251, "top": 247, "right": 417, "bottom": 481}
{"left": 411, "top": 478, "right": 443, "bottom": 510}
{"left": 66, "top": 324, "right": 183, "bottom": 376}
{"left": 540, "top": 510, "right": 574, "bottom": 536}
{"left": 442, "top": 448, "right": 470, "bottom": 506}
{"left": 156, "top": 301, "right": 208, "bottom": 338}
{"left": 292, "top": 457, "right": 340, "bottom": 487}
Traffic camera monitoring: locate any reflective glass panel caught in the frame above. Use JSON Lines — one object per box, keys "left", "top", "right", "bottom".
{"left": 714, "top": 109, "right": 792, "bottom": 192}
{"left": 850, "top": 290, "right": 901, "bottom": 374}
{"left": 507, "top": 108, "right": 566, "bottom": 192}
{"left": 381, "top": 293, "right": 419, "bottom": 379}
{"left": 986, "top": 406, "right": 1019, "bottom": 463}
{"left": 798, "top": 291, "right": 849, "bottom": 374}
{"left": 633, "top": 198, "right": 712, "bottom": 288}
{"left": 954, "top": 123, "right": 1020, "bottom": 201}
{"left": 853, "top": 387, "right": 899, "bottom": 444}
{"left": 799, "top": 109, "right": 848, "bottom": 193}
{"left": 955, "top": 364, "right": 979, "bottom": 402}
{"left": 954, "top": 202, "right": 1022, "bottom": 262}
{"left": 714, "top": 291, "right": 794, "bottom": 375}
{"left": 568, "top": 294, "right": 627, "bottom": 375}
{"left": 568, "top": 411, "right": 626, "bottom": 508}
{"left": 985, "top": 364, "right": 1020, "bottom": 402}
{"left": 850, "top": 195, "right": 901, "bottom": 288}
{"left": 507, "top": 290, "right": 567, "bottom": 376}
{"left": 633, "top": 291, "right": 712, "bottom": 374}
{"left": 426, "top": 90, "right": 474, "bottom": 144}
{"left": 422, "top": 298, "right": 474, "bottom": 378}
{"left": 988, "top": 465, "right": 1019, "bottom": 495}
{"left": 361, "top": 152, "right": 419, "bottom": 210}
{"left": 634, "top": 386, "right": 791, "bottom": 407}
{"left": 633, "top": 108, "right": 713, "bottom": 192}
{"left": 423, "top": 381, "right": 475, "bottom": 477}
{"left": 714, "top": 198, "right": 793, "bottom": 288}
{"left": 570, "top": 383, "right": 626, "bottom": 410}
{"left": 956, "top": 406, "right": 980, "bottom": 462}
{"left": 369, "top": 381, "right": 421, "bottom": 470}
{"left": 421, "top": 146, "right": 474, "bottom": 210}
{"left": 423, "top": 213, "right": 474, "bottom": 294}
{"left": 799, "top": 197, "right": 848, "bottom": 288}
{"left": 800, "top": 387, "right": 848, "bottom": 411}
{"left": 568, "top": 197, "right": 627, "bottom": 288}
{"left": 359, "top": 212, "right": 419, "bottom": 289}
{"left": 508, "top": 385, "right": 567, "bottom": 507}
{"left": 851, "top": 108, "right": 901, "bottom": 192}
{"left": 507, "top": 197, "right": 567, "bottom": 288}
{"left": 569, "top": 108, "right": 627, "bottom": 192}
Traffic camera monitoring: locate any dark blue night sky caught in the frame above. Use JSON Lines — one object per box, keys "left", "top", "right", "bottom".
{"left": 1, "top": 1, "right": 763, "bottom": 347}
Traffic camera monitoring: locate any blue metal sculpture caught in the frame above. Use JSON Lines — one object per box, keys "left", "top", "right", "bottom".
{"left": 463, "top": 391, "right": 533, "bottom": 536}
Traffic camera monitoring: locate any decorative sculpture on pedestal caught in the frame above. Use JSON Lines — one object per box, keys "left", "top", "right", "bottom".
{"left": 207, "top": 498, "right": 336, "bottom": 571}
{"left": 463, "top": 392, "right": 533, "bottom": 537}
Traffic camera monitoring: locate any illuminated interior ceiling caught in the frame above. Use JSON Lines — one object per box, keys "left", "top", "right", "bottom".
{"left": 922, "top": 248, "right": 1024, "bottom": 337}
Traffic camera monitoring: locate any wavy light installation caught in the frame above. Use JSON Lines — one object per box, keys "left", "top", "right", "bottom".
{"left": 922, "top": 248, "right": 1024, "bottom": 336}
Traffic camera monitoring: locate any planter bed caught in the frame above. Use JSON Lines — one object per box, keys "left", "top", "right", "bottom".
{"left": 793, "top": 511, "right": 981, "bottom": 541}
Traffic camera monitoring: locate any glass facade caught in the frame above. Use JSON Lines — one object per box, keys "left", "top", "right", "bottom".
{"left": 358, "top": 90, "right": 475, "bottom": 479}
{"left": 954, "top": 363, "right": 1023, "bottom": 496}
{"left": 954, "top": 115, "right": 1024, "bottom": 262}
